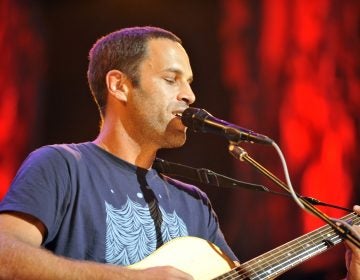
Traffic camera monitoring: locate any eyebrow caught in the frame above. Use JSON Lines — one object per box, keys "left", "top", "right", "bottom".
{"left": 163, "top": 67, "right": 193, "bottom": 83}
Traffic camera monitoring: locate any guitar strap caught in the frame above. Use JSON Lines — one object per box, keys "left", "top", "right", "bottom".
{"left": 153, "top": 158, "right": 268, "bottom": 192}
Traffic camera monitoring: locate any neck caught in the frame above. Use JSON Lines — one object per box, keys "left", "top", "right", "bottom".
{"left": 93, "top": 120, "right": 157, "bottom": 169}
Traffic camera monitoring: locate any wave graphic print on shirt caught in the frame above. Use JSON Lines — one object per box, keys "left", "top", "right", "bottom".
{"left": 105, "top": 197, "right": 188, "bottom": 265}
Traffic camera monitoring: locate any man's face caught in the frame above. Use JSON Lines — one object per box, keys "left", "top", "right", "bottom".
{"left": 127, "top": 38, "right": 196, "bottom": 149}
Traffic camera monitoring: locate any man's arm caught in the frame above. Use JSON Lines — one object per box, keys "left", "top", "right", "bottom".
{"left": 0, "top": 212, "right": 193, "bottom": 280}
{"left": 344, "top": 205, "right": 360, "bottom": 280}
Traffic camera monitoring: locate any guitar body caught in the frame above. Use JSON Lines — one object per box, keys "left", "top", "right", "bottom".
{"left": 129, "top": 212, "right": 359, "bottom": 279}
{"left": 129, "top": 236, "right": 236, "bottom": 280}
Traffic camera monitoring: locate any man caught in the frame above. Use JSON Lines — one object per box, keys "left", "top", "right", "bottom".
{"left": 0, "top": 26, "right": 237, "bottom": 279}
{"left": 0, "top": 26, "right": 359, "bottom": 279}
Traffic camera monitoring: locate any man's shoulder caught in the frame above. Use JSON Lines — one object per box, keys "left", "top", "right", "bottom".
{"left": 31, "top": 142, "right": 93, "bottom": 159}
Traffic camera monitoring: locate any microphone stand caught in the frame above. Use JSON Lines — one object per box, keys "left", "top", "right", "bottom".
{"left": 228, "top": 143, "right": 360, "bottom": 249}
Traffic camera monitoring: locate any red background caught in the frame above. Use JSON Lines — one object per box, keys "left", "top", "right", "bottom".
{"left": 1, "top": 1, "right": 359, "bottom": 278}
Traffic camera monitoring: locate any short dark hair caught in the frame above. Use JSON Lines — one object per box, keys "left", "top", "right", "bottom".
{"left": 87, "top": 26, "right": 182, "bottom": 117}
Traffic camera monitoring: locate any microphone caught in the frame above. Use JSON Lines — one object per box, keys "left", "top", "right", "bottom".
{"left": 181, "top": 107, "right": 273, "bottom": 145}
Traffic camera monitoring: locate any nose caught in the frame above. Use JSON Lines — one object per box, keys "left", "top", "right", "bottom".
{"left": 178, "top": 83, "right": 196, "bottom": 105}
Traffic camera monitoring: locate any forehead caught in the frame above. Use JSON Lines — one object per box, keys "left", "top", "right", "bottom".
{"left": 140, "top": 38, "right": 193, "bottom": 76}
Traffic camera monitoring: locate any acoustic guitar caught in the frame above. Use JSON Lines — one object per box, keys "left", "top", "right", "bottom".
{"left": 130, "top": 212, "right": 359, "bottom": 279}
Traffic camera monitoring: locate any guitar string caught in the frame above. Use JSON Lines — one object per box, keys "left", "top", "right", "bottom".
{"left": 217, "top": 212, "right": 359, "bottom": 280}
{"left": 220, "top": 226, "right": 349, "bottom": 279}
{"left": 228, "top": 213, "right": 360, "bottom": 277}
{"left": 221, "top": 213, "right": 359, "bottom": 280}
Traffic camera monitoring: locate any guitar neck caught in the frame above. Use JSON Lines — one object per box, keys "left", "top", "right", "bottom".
{"left": 218, "top": 212, "right": 359, "bottom": 280}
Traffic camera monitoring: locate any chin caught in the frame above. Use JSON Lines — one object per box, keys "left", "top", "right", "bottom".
{"left": 162, "top": 134, "right": 187, "bottom": 149}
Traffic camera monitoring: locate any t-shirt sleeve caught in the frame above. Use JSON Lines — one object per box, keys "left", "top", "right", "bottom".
{"left": 0, "top": 146, "right": 71, "bottom": 243}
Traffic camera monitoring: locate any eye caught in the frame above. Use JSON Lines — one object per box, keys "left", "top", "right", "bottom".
{"left": 164, "top": 77, "right": 176, "bottom": 84}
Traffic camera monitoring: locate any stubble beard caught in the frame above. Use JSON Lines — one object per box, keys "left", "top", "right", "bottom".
{"left": 129, "top": 105, "right": 187, "bottom": 150}
{"left": 130, "top": 80, "right": 188, "bottom": 150}
{"left": 161, "top": 127, "right": 187, "bottom": 149}
{"left": 141, "top": 119, "right": 188, "bottom": 150}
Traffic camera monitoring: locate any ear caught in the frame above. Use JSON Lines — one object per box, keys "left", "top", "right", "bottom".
{"left": 106, "top": 70, "right": 131, "bottom": 102}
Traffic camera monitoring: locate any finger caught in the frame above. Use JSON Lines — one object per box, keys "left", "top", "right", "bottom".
{"left": 353, "top": 225, "right": 360, "bottom": 235}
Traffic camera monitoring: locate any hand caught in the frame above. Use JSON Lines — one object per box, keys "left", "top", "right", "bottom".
{"left": 344, "top": 205, "right": 360, "bottom": 280}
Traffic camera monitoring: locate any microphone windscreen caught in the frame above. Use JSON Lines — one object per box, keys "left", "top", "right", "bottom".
{"left": 181, "top": 107, "right": 210, "bottom": 131}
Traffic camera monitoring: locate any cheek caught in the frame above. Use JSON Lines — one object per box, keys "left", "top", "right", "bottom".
{"left": 134, "top": 80, "right": 175, "bottom": 118}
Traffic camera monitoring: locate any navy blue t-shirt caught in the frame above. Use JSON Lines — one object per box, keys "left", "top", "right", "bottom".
{"left": 0, "top": 142, "right": 237, "bottom": 265}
